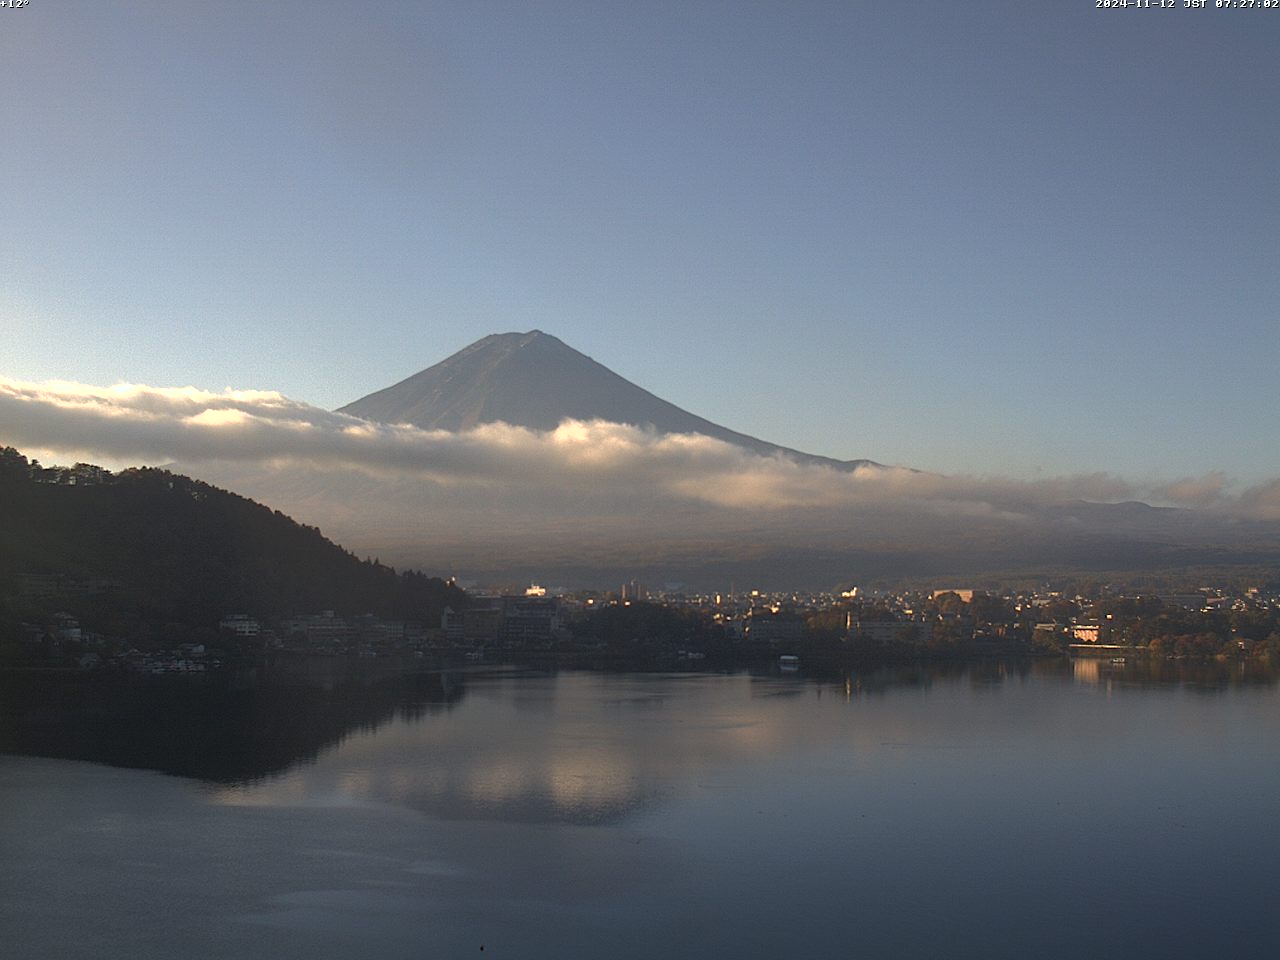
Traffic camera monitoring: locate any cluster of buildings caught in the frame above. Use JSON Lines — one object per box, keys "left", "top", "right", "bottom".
{"left": 12, "top": 577, "right": 1279, "bottom": 669}
{"left": 214, "top": 587, "right": 572, "bottom": 657}
{"left": 11, "top": 612, "right": 217, "bottom": 673}
{"left": 562, "top": 581, "right": 1280, "bottom": 654}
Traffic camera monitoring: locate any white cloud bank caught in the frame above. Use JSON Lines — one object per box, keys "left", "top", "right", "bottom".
{"left": 2, "top": 375, "right": 1278, "bottom": 521}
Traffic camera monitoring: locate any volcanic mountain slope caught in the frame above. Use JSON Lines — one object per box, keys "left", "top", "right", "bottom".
{"left": 338, "top": 330, "right": 877, "bottom": 470}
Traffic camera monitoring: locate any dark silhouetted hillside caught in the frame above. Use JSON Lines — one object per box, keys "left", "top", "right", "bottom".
{"left": 0, "top": 447, "right": 464, "bottom": 636}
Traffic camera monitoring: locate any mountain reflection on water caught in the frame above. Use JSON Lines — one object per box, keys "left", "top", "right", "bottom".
{"left": 5, "top": 658, "right": 1280, "bottom": 960}
{"left": 0, "top": 657, "right": 465, "bottom": 784}
{"left": 2, "top": 657, "right": 1276, "bottom": 827}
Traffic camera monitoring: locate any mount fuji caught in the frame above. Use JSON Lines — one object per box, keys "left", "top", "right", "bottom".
{"left": 338, "top": 330, "right": 877, "bottom": 470}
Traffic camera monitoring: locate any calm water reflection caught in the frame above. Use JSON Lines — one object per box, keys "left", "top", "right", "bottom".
{"left": 3, "top": 660, "right": 1279, "bottom": 958}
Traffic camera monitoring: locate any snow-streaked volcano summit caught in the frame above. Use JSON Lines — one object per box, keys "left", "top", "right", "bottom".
{"left": 339, "top": 330, "right": 877, "bottom": 470}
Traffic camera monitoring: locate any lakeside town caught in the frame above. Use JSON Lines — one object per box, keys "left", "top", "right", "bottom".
{"left": 5, "top": 448, "right": 1280, "bottom": 675}
{"left": 8, "top": 576, "right": 1280, "bottom": 674}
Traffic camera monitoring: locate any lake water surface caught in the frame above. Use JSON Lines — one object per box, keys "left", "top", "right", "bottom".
{"left": 3, "top": 659, "right": 1279, "bottom": 958}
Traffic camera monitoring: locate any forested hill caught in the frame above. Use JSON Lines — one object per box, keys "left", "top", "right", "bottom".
{"left": 0, "top": 447, "right": 465, "bottom": 636}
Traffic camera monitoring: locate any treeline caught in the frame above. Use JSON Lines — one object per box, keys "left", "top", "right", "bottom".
{"left": 1090, "top": 596, "right": 1280, "bottom": 657}
{"left": 0, "top": 447, "right": 465, "bottom": 642}
{"left": 571, "top": 601, "right": 729, "bottom": 653}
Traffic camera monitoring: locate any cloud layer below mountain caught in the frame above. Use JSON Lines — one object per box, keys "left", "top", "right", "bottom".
{"left": 4, "top": 376, "right": 1278, "bottom": 582}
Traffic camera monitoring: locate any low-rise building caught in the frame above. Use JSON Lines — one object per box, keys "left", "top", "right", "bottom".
{"left": 219, "top": 614, "right": 260, "bottom": 637}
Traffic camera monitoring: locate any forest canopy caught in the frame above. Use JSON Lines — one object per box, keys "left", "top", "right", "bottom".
{"left": 0, "top": 447, "right": 464, "bottom": 641}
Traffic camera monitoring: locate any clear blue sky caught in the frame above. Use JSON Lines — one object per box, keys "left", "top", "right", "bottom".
{"left": 3, "top": 1, "right": 1277, "bottom": 484}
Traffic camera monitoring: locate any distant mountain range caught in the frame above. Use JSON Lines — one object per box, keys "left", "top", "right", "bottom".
{"left": 339, "top": 330, "right": 878, "bottom": 470}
